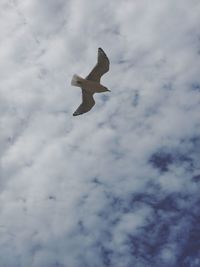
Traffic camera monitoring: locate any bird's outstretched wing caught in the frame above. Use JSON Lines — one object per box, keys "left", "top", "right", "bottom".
{"left": 73, "top": 89, "right": 95, "bottom": 116}
{"left": 86, "top": 48, "right": 110, "bottom": 82}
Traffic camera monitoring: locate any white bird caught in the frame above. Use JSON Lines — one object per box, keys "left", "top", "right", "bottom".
{"left": 71, "top": 48, "right": 110, "bottom": 116}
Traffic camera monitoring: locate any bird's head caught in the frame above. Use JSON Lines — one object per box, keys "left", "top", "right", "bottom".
{"left": 104, "top": 87, "right": 111, "bottom": 92}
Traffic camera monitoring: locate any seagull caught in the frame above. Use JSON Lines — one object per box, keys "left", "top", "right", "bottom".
{"left": 71, "top": 47, "right": 110, "bottom": 116}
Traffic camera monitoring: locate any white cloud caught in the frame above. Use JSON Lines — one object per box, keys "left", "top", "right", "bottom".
{"left": 0, "top": 0, "right": 200, "bottom": 266}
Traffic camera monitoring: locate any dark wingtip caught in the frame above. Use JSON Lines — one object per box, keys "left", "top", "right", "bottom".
{"left": 98, "top": 47, "right": 104, "bottom": 53}
{"left": 98, "top": 47, "right": 108, "bottom": 59}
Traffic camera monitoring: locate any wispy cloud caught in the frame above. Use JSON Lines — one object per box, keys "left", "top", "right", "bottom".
{"left": 0, "top": 0, "right": 200, "bottom": 266}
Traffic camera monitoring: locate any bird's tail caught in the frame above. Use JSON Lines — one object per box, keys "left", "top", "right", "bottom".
{"left": 71, "top": 74, "right": 84, "bottom": 87}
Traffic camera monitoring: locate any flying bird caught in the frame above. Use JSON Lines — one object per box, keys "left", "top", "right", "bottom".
{"left": 71, "top": 47, "right": 110, "bottom": 116}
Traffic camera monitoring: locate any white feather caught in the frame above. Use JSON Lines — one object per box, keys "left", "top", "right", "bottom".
{"left": 71, "top": 74, "right": 83, "bottom": 87}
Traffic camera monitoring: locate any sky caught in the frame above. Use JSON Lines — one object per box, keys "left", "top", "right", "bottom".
{"left": 0, "top": 0, "right": 200, "bottom": 266}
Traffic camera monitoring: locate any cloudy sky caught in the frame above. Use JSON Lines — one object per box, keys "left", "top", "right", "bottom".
{"left": 0, "top": 0, "right": 200, "bottom": 266}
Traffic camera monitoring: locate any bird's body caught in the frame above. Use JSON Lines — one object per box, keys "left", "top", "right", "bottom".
{"left": 71, "top": 74, "right": 108, "bottom": 94}
{"left": 71, "top": 48, "right": 110, "bottom": 116}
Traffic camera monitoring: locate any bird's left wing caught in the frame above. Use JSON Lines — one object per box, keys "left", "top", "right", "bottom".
{"left": 73, "top": 89, "right": 95, "bottom": 116}
{"left": 86, "top": 48, "right": 109, "bottom": 82}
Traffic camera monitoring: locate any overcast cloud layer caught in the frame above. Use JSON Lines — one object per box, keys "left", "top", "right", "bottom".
{"left": 0, "top": 0, "right": 200, "bottom": 266}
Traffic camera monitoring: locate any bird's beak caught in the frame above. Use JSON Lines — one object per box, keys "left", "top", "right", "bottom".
{"left": 107, "top": 89, "right": 111, "bottom": 92}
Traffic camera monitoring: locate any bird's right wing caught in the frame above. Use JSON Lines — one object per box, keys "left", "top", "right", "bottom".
{"left": 86, "top": 48, "right": 110, "bottom": 82}
{"left": 73, "top": 89, "right": 95, "bottom": 116}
